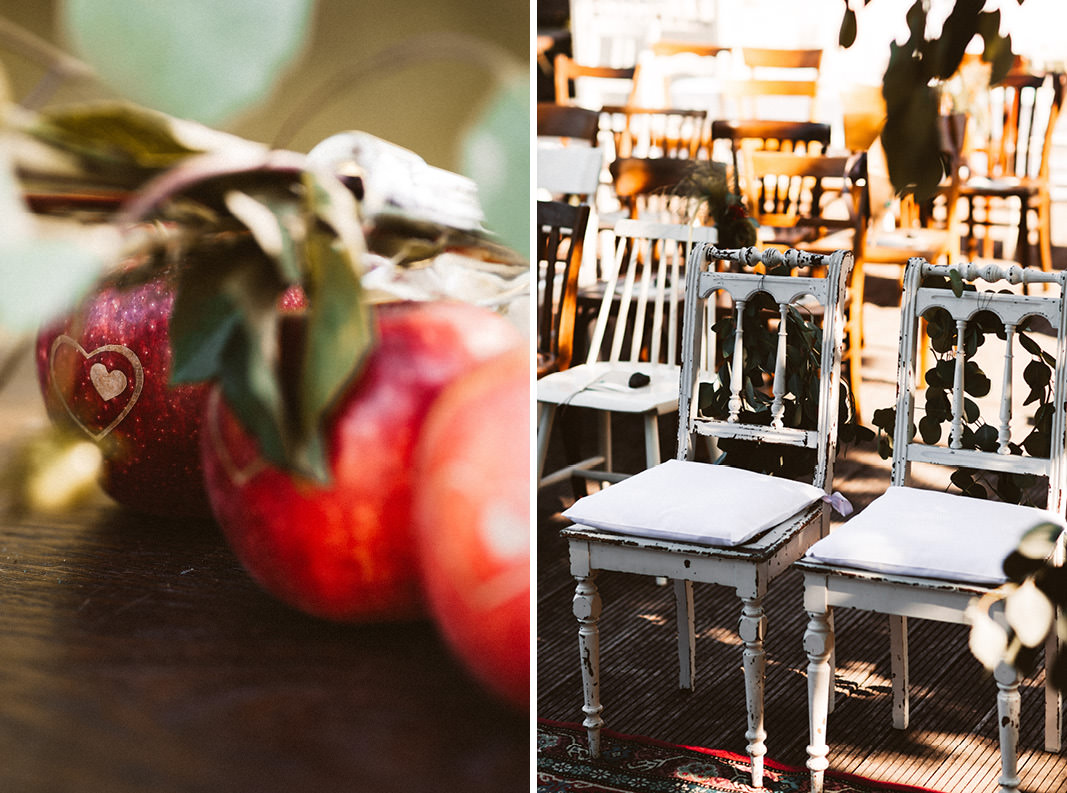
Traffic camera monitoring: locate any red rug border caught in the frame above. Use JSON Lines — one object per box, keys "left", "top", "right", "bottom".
{"left": 537, "top": 718, "right": 948, "bottom": 793}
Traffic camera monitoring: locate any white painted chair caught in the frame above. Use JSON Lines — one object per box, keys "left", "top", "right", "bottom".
{"left": 562, "top": 244, "right": 853, "bottom": 788}
{"left": 798, "top": 258, "right": 1067, "bottom": 793}
{"left": 536, "top": 219, "right": 716, "bottom": 491}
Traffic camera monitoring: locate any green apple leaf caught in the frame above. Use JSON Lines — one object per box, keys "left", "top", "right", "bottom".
{"left": 60, "top": 0, "right": 313, "bottom": 126}
{"left": 296, "top": 172, "right": 374, "bottom": 480}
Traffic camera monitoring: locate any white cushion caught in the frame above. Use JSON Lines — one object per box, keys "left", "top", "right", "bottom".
{"left": 537, "top": 361, "right": 681, "bottom": 413}
{"left": 804, "top": 485, "right": 1067, "bottom": 585}
{"left": 563, "top": 458, "right": 826, "bottom": 546}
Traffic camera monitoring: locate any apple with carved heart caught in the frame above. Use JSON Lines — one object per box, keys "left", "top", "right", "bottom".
{"left": 35, "top": 273, "right": 214, "bottom": 518}
{"left": 198, "top": 299, "right": 523, "bottom": 623}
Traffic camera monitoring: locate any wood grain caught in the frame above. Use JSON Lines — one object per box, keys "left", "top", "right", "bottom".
{"left": 0, "top": 353, "right": 528, "bottom": 793}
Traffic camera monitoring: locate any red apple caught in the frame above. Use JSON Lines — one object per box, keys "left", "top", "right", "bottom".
{"left": 35, "top": 271, "right": 214, "bottom": 518}
{"left": 412, "top": 346, "right": 530, "bottom": 708}
{"left": 198, "top": 300, "right": 523, "bottom": 622}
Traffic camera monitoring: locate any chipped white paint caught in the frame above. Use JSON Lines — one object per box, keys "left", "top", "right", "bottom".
{"left": 799, "top": 257, "right": 1067, "bottom": 793}
{"left": 564, "top": 244, "right": 852, "bottom": 788}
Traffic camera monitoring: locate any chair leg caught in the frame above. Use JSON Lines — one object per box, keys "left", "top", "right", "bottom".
{"left": 805, "top": 607, "right": 835, "bottom": 793}
{"left": 1046, "top": 617, "right": 1063, "bottom": 752}
{"left": 642, "top": 411, "right": 661, "bottom": 468}
{"left": 674, "top": 579, "right": 695, "bottom": 690}
{"left": 739, "top": 596, "right": 767, "bottom": 788}
{"left": 599, "top": 410, "right": 613, "bottom": 477}
{"left": 995, "top": 660, "right": 1022, "bottom": 793}
{"left": 536, "top": 401, "right": 556, "bottom": 488}
{"left": 573, "top": 572, "right": 604, "bottom": 757}
{"left": 890, "top": 614, "right": 910, "bottom": 729}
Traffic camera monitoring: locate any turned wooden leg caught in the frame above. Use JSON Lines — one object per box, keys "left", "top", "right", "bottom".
{"left": 739, "top": 596, "right": 767, "bottom": 788}
{"left": 642, "top": 411, "right": 662, "bottom": 469}
{"left": 805, "top": 608, "right": 834, "bottom": 793}
{"left": 573, "top": 573, "right": 604, "bottom": 757}
{"left": 674, "top": 579, "right": 695, "bottom": 690}
{"left": 995, "top": 660, "right": 1022, "bottom": 793}
{"left": 890, "top": 614, "right": 910, "bottom": 729}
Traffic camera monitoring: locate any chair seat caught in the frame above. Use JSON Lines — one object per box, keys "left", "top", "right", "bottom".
{"left": 960, "top": 176, "right": 1042, "bottom": 198}
{"left": 804, "top": 485, "right": 1066, "bottom": 586}
{"left": 537, "top": 361, "right": 680, "bottom": 413}
{"left": 563, "top": 458, "right": 827, "bottom": 547}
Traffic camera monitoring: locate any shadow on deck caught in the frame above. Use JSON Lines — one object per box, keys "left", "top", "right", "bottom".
{"left": 536, "top": 263, "right": 1067, "bottom": 793}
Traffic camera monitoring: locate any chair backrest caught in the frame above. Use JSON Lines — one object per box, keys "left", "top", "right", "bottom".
{"left": 710, "top": 119, "right": 832, "bottom": 193}
{"left": 537, "top": 102, "right": 600, "bottom": 146}
{"left": 537, "top": 144, "right": 605, "bottom": 204}
{"left": 743, "top": 150, "right": 864, "bottom": 248}
{"left": 553, "top": 53, "right": 637, "bottom": 108}
{"left": 537, "top": 200, "right": 591, "bottom": 376}
{"left": 585, "top": 219, "right": 718, "bottom": 368}
{"left": 609, "top": 156, "right": 701, "bottom": 221}
{"left": 722, "top": 47, "right": 824, "bottom": 121}
{"left": 569, "top": 0, "right": 652, "bottom": 70}
{"left": 891, "top": 258, "right": 1067, "bottom": 514}
{"left": 677, "top": 244, "right": 852, "bottom": 492}
{"left": 599, "top": 105, "right": 708, "bottom": 159}
{"left": 969, "top": 71, "right": 1066, "bottom": 183}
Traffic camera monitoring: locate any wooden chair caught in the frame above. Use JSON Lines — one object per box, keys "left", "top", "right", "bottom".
{"left": 863, "top": 113, "right": 968, "bottom": 274}
{"left": 599, "top": 105, "right": 708, "bottom": 160}
{"left": 537, "top": 102, "right": 600, "bottom": 146}
{"left": 536, "top": 219, "right": 718, "bottom": 491}
{"left": 798, "top": 258, "right": 1067, "bottom": 793}
{"left": 562, "top": 244, "right": 852, "bottom": 788}
{"left": 608, "top": 156, "right": 701, "bottom": 222}
{"left": 723, "top": 47, "right": 823, "bottom": 121}
{"left": 632, "top": 40, "right": 732, "bottom": 110}
{"left": 537, "top": 144, "right": 605, "bottom": 205}
{"left": 710, "top": 119, "right": 832, "bottom": 195}
{"left": 959, "top": 70, "right": 1066, "bottom": 276}
{"left": 537, "top": 200, "right": 591, "bottom": 378}
{"left": 553, "top": 53, "right": 637, "bottom": 108}
{"left": 741, "top": 150, "right": 866, "bottom": 417}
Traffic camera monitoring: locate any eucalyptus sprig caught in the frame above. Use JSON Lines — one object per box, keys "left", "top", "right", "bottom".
{"left": 675, "top": 160, "right": 759, "bottom": 250}
{"left": 698, "top": 285, "right": 872, "bottom": 479}
{"left": 871, "top": 273, "right": 1055, "bottom": 505}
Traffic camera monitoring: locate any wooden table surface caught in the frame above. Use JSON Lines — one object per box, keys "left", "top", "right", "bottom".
{"left": 0, "top": 349, "right": 529, "bottom": 793}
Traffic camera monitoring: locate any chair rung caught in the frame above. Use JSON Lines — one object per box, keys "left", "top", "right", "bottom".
{"left": 571, "top": 468, "right": 630, "bottom": 485}
{"left": 539, "top": 456, "right": 607, "bottom": 488}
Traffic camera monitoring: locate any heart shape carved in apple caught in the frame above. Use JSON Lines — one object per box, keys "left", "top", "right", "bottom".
{"left": 203, "top": 387, "right": 267, "bottom": 486}
{"left": 48, "top": 334, "right": 145, "bottom": 442}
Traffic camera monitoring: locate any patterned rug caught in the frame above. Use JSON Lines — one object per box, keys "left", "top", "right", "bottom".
{"left": 537, "top": 720, "right": 945, "bottom": 793}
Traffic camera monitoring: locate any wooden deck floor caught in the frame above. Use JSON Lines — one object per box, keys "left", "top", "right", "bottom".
{"left": 536, "top": 281, "right": 1067, "bottom": 793}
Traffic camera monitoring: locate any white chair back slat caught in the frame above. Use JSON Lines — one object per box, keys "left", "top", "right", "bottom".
{"left": 585, "top": 236, "right": 625, "bottom": 366}
{"left": 677, "top": 244, "right": 852, "bottom": 492}
{"left": 609, "top": 239, "right": 641, "bottom": 363}
{"left": 892, "top": 258, "right": 1067, "bottom": 512}
{"left": 627, "top": 236, "right": 654, "bottom": 362}
{"left": 770, "top": 302, "right": 789, "bottom": 429}
{"left": 997, "top": 323, "right": 1016, "bottom": 456}
{"left": 587, "top": 219, "right": 718, "bottom": 368}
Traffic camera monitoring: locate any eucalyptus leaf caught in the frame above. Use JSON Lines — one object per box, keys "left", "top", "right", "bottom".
{"left": 918, "top": 414, "right": 942, "bottom": 444}
{"left": 1006, "top": 579, "right": 1054, "bottom": 647}
{"left": 839, "top": 8, "right": 858, "bottom": 48}
{"left": 948, "top": 269, "right": 965, "bottom": 298}
{"left": 0, "top": 238, "right": 108, "bottom": 332}
{"left": 61, "top": 0, "right": 313, "bottom": 125}
{"left": 974, "top": 423, "right": 999, "bottom": 452}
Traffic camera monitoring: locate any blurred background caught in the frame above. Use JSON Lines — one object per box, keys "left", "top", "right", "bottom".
{"left": 0, "top": 0, "right": 528, "bottom": 169}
